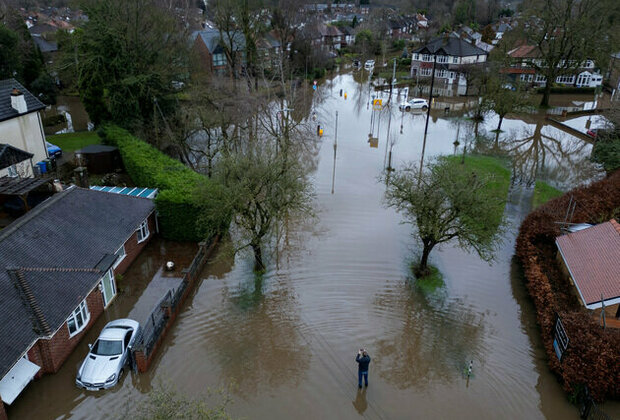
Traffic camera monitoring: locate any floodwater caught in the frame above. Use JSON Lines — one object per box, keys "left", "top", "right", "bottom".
{"left": 7, "top": 74, "right": 619, "bottom": 419}
{"left": 42, "top": 96, "right": 91, "bottom": 135}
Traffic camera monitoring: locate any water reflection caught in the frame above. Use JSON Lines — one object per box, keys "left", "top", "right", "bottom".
{"left": 352, "top": 387, "right": 368, "bottom": 415}
{"left": 374, "top": 278, "right": 485, "bottom": 390}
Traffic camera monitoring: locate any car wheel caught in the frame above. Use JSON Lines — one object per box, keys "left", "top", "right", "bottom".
{"left": 406, "top": 106, "right": 411, "bottom": 111}
{"left": 422, "top": 105, "right": 428, "bottom": 110}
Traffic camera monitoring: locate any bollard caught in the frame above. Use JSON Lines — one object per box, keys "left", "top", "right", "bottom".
{"left": 319, "top": 128, "right": 324, "bottom": 137}
{"left": 344, "top": 92, "right": 347, "bottom": 100}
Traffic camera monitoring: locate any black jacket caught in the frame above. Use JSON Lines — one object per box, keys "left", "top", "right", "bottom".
{"left": 356, "top": 354, "right": 371, "bottom": 372}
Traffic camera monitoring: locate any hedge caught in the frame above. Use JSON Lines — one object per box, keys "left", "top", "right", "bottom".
{"left": 536, "top": 86, "right": 595, "bottom": 94}
{"left": 515, "top": 171, "right": 620, "bottom": 401}
{"left": 98, "top": 125, "right": 229, "bottom": 241}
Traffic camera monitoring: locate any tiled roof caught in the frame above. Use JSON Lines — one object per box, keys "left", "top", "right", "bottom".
{"left": 413, "top": 34, "right": 488, "bottom": 57}
{"left": 556, "top": 220, "right": 620, "bottom": 308}
{"left": 0, "top": 186, "right": 155, "bottom": 379}
{"left": 192, "top": 29, "right": 245, "bottom": 55}
{"left": 508, "top": 45, "right": 540, "bottom": 59}
{"left": 0, "top": 79, "right": 46, "bottom": 123}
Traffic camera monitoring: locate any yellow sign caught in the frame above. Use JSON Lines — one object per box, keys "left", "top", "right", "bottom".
{"left": 369, "top": 137, "right": 378, "bottom": 148}
{"left": 373, "top": 99, "right": 382, "bottom": 110}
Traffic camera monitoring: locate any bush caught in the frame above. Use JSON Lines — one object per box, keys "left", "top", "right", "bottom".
{"left": 516, "top": 172, "right": 620, "bottom": 401}
{"left": 99, "top": 125, "right": 229, "bottom": 241}
{"left": 591, "top": 136, "right": 620, "bottom": 174}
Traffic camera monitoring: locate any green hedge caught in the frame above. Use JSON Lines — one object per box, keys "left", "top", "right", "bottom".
{"left": 99, "top": 125, "right": 229, "bottom": 241}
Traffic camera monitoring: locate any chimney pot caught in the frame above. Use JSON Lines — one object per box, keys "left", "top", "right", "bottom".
{"left": 10, "top": 87, "right": 28, "bottom": 114}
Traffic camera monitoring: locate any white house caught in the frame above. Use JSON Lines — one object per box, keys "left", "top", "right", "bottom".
{"left": 410, "top": 34, "right": 488, "bottom": 87}
{"left": 0, "top": 79, "right": 48, "bottom": 178}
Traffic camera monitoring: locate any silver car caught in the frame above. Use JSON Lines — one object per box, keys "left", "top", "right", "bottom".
{"left": 399, "top": 98, "right": 429, "bottom": 111}
{"left": 76, "top": 319, "right": 140, "bottom": 390}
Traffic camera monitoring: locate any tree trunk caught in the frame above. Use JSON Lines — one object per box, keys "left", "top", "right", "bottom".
{"left": 252, "top": 242, "right": 265, "bottom": 272}
{"left": 540, "top": 83, "right": 551, "bottom": 107}
{"left": 497, "top": 115, "right": 504, "bottom": 132}
{"left": 417, "top": 242, "right": 434, "bottom": 276}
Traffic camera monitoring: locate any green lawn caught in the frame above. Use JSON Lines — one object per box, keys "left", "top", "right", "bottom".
{"left": 533, "top": 181, "right": 563, "bottom": 209}
{"left": 444, "top": 155, "right": 512, "bottom": 227}
{"left": 46, "top": 131, "right": 101, "bottom": 153}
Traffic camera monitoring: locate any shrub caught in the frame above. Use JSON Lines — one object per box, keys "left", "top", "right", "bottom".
{"left": 535, "top": 86, "right": 595, "bottom": 94}
{"left": 42, "top": 114, "right": 66, "bottom": 127}
{"left": 591, "top": 136, "right": 620, "bottom": 174}
{"left": 99, "top": 125, "right": 229, "bottom": 241}
{"left": 515, "top": 172, "right": 620, "bottom": 401}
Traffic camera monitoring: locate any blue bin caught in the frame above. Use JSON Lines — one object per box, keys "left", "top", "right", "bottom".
{"left": 37, "top": 161, "right": 47, "bottom": 174}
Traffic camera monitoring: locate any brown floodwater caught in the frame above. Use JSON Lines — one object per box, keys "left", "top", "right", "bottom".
{"left": 7, "top": 74, "right": 620, "bottom": 419}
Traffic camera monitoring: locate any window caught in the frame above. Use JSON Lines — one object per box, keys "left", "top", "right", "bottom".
{"left": 136, "top": 220, "right": 149, "bottom": 243}
{"left": 449, "top": 72, "right": 456, "bottom": 79}
{"left": 422, "top": 54, "right": 432, "bottom": 62}
{"left": 414, "top": 53, "right": 419, "bottom": 61}
{"left": 420, "top": 67, "right": 432, "bottom": 76}
{"left": 213, "top": 53, "right": 226, "bottom": 67}
{"left": 584, "top": 60, "right": 594, "bottom": 68}
{"left": 437, "top": 55, "right": 448, "bottom": 63}
{"left": 113, "top": 245, "right": 126, "bottom": 268}
{"left": 436, "top": 69, "right": 448, "bottom": 78}
{"left": 7, "top": 165, "right": 18, "bottom": 178}
{"left": 67, "top": 299, "right": 90, "bottom": 337}
{"left": 452, "top": 56, "right": 459, "bottom": 64}
{"left": 535, "top": 74, "right": 547, "bottom": 83}
{"left": 520, "top": 74, "right": 533, "bottom": 82}
{"left": 556, "top": 75, "right": 575, "bottom": 84}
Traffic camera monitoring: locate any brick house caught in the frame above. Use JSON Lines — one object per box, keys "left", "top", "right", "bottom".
{"left": 191, "top": 28, "right": 246, "bottom": 75}
{"left": 0, "top": 186, "right": 156, "bottom": 416}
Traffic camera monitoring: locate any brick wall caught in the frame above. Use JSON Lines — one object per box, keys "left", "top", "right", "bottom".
{"left": 0, "top": 397, "right": 7, "bottom": 420}
{"left": 113, "top": 212, "right": 156, "bottom": 276}
{"left": 193, "top": 36, "right": 213, "bottom": 74}
{"left": 27, "top": 286, "right": 104, "bottom": 375}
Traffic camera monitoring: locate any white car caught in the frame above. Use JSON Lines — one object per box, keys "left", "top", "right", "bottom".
{"left": 76, "top": 319, "right": 141, "bottom": 391}
{"left": 399, "top": 98, "right": 429, "bottom": 111}
{"left": 364, "top": 60, "right": 375, "bottom": 70}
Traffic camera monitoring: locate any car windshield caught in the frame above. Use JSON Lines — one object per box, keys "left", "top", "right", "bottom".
{"left": 91, "top": 339, "right": 122, "bottom": 356}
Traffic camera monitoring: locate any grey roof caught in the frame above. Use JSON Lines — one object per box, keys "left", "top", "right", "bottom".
{"left": 192, "top": 28, "right": 245, "bottom": 55}
{"left": 32, "top": 36, "right": 58, "bottom": 53}
{"left": 0, "top": 186, "right": 155, "bottom": 379}
{"left": 413, "top": 34, "right": 488, "bottom": 57}
{"left": 0, "top": 79, "right": 46, "bottom": 123}
{"left": 0, "top": 144, "right": 33, "bottom": 170}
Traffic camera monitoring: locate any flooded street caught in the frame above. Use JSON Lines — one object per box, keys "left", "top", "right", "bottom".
{"left": 8, "top": 74, "right": 619, "bottom": 419}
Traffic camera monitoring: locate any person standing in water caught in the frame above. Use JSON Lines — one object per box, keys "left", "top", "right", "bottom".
{"left": 356, "top": 349, "right": 371, "bottom": 388}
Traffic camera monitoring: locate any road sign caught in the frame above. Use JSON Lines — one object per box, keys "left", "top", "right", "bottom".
{"left": 553, "top": 315, "right": 569, "bottom": 362}
{"left": 373, "top": 98, "right": 382, "bottom": 110}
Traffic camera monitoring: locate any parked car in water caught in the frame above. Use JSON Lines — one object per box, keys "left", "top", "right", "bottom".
{"left": 352, "top": 59, "right": 361, "bottom": 69}
{"left": 76, "top": 319, "right": 140, "bottom": 391}
{"left": 46, "top": 141, "right": 62, "bottom": 158}
{"left": 364, "top": 60, "right": 375, "bottom": 70}
{"left": 399, "top": 98, "right": 429, "bottom": 111}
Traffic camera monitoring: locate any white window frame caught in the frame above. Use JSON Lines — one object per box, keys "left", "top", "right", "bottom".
{"left": 420, "top": 67, "right": 432, "bottom": 76}
{"left": 414, "top": 53, "right": 419, "bottom": 61}
{"left": 213, "top": 53, "right": 226, "bottom": 67}
{"left": 67, "top": 299, "right": 90, "bottom": 337}
{"left": 136, "top": 220, "right": 150, "bottom": 244}
{"left": 437, "top": 55, "right": 448, "bottom": 64}
{"left": 535, "top": 74, "right": 547, "bottom": 83}
{"left": 436, "top": 69, "right": 448, "bottom": 78}
{"left": 422, "top": 54, "right": 432, "bottom": 62}
{"left": 556, "top": 75, "right": 575, "bottom": 84}
{"left": 113, "top": 245, "right": 126, "bottom": 268}
{"left": 452, "top": 56, "right": 459, "bottom": 64}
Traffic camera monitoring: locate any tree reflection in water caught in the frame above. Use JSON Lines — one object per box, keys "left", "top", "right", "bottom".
{"left": 473, "top": 118, "right": 602, "bottom": 189}
{"left": 207, "top": 266, "right": 306, "bottom": 396}
{"left": 373, "top": 277, "right": 485, "bottom": 389}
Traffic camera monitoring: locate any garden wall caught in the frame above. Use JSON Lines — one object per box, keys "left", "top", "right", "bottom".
{"left": 515, "top": 171, "right": 620, "bottom": 401}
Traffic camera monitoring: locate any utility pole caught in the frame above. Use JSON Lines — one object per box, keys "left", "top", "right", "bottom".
{"left": 389, "top": 57, "right": 396, "bottom": 102}
{"left": 418, "top": 54, "right": 436, "bottom": 182}
{"left": 331, "top": 110, "right": 338, "bottom": 194}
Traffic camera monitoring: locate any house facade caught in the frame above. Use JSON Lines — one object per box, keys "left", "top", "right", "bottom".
{"left": 0, "top": 186, "right": 156, "bottom": 416}
{"left": 410, "top": 34, "right": 488, "bottom": 87}
{"left": 504, "top": 45, "right": 603, "bottom": 88}
{"left": 192, "top": 28, "right": 246, "bottom": 75}
{"left": 0, "top": 79, "right": 48, "bottom": 178}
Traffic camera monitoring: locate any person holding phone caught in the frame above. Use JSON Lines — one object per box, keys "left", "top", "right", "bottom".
{"left": 356, "top": 349, "right": 371, "bottom": 388}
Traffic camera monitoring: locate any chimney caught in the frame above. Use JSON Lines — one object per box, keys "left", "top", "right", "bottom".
{"left": 11, "top": 88, "right": 28, "bottom": 114}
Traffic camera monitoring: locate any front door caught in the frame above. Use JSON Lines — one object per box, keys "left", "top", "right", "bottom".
{"left": 101, "top": 269, "right": 117, "bottom": 307}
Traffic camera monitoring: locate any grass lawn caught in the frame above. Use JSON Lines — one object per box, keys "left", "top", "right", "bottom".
{"left": 444, "top": 155, "right": 512, "bottom": 227}
{"left": 412, "top": 264, "right": 444, "bottom": 293}
{"left": 46, "top": 131, "right": 101, "bottom": 153}
{"left": 533, "top": 181, "right": 563, "bottom": 209}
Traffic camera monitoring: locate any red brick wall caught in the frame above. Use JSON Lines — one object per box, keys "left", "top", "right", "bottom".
{"left": 28, "top": 286, "right": 105, "bottom": 375}
{"left": 0, "top": 398, "right": 7, "bottom": 420}
{"left": 193, "top": 36, "right": 213, "bottom": 74}
{"left": 113, "top": 213, "right": 156, "bottom": 276}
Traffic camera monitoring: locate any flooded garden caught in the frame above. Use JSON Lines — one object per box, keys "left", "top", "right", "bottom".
{"left": 7, "top": 74, "right": 620, "bottom": 419}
